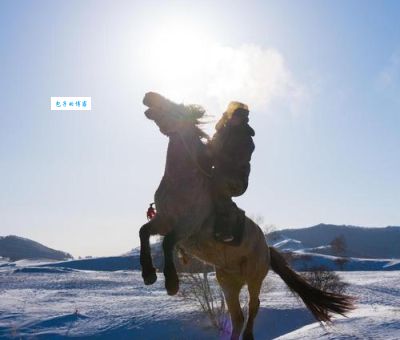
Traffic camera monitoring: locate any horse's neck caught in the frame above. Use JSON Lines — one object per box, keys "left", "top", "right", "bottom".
{"left": 165, "top": 130, "right": 204, "bottom": 180}
{"left": 158, "top": 129, "right": 213, "bottom": 233}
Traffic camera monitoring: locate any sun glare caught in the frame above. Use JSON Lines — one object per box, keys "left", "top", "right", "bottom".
{"left": 144, "top": 19, "right": 218, "bottom": 103}
{"left": 141, "top": 17, "right": 302, "bottom": 117}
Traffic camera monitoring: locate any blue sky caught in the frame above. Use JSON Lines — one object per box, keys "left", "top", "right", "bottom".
{"left": 1, "top": 0, "right": 399, "bottom": 257}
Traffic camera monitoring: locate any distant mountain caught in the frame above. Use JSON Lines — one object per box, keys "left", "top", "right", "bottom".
{"left": 0, "top": 235, "right": 73, "bottom": 261}
{"left": 11, "top": 224, "right": 399, "bottom": 272}
{"left": 267, "top": 224, "right": 400, "bottom": 259}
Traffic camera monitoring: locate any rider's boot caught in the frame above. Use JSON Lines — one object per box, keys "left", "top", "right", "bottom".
{"left": 214, "top": 199, "right": 237, "bottom": 243}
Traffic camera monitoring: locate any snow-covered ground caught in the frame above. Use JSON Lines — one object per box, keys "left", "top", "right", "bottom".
{"left": 0, "top": 262, "right": 399, "bottom": 339}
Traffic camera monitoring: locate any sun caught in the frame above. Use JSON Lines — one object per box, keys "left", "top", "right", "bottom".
{"left": 143, "top": 19, "right": 217, "bottom": 103}
{"left": 140, "top": 16, "right": 285, "bottom": 116}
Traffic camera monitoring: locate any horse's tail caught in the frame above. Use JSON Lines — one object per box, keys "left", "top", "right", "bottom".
{"left": 269, "top": 246, "right": 355, "bottom": 322}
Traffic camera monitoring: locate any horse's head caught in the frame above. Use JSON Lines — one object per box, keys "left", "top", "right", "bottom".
{"left": 143, "top": 92, "right": 207, "bottom": 138}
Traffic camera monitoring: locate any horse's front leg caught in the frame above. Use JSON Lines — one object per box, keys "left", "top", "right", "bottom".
{"left": 162, "top": 231, "right": 179, "bottom": 295}
{"left": 216, "top": 269, "right": 245, "bottom": 340}
{"left": 139, "top": 216, "right": 166, "bottom": 285}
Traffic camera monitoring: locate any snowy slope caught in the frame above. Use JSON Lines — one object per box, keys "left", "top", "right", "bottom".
{"left": 267, "top": 224, "right": 400, "bottom": 258}
{"left": 276, "top": 271, "right": 400, "bottom": 340}
{"left": 0, "top": 265, "right": 399, "bottom": 339}
{"left": 13, "top": 252, "right": 394, "bottom": 273}
{"left": 287, "top": 251, "right": 400, "bottom": 271}
{"left": 1, "top": 225, "right": 399, "bottom": 339}
{"left": 265, "top": 224, "right": 400, "bottom": 271}
{"left": 10, "top": 239, "right": 395, "bottom": 273}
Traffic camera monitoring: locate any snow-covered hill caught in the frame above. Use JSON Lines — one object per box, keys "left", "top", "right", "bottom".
{"left": 287, "top": 252, "right": 400, "bottom": 271}
{"left": 3, "top": 224, "right": 399, "bottom": 272}
{"left": 18, "top": 251, "right": 396, "bottom": 273}
{"left": 267, "top": 224, "right": 400, "bottom": 258}
{"left": 1, "top": 224, "right": 399, "bottom": 339}
{"left": 0, "top": 235, "right": 72, "bottom": 261}
{"left": 266, "top": 224, "right": 400, "bottom": 271}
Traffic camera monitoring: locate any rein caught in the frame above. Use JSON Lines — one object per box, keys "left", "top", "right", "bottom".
{"left": 178, "top": 131, "right": 213, "bottom": 179}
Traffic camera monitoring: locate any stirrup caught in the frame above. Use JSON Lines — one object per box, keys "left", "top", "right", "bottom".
{"left": 222, "top": 235, "right": 234, "bottom": 242}
{"left": 215, "top": 232, "right": 234, "bottom": 243}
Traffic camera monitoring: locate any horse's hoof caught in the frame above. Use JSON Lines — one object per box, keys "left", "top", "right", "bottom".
{"left": 142, "top": 269, "right": 157, "bottom": 285}
{"left": 242, "top": 331, "right": 254, "bottom": 340}
{"left": 166, "top": 283, "right": 179, "bottom": 296}
{"left": 165, "top": 276, "right": 179, "bottom": 296}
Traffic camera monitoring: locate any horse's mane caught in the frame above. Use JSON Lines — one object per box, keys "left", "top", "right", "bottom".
{"left": 184, "top": 104, "right": 209, "bottom": 141}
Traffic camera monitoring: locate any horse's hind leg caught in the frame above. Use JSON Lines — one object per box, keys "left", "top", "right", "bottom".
{"left": 216, "top": 269, "right": 245, "bottom": 340}
{"left": 162, "top": 231, "right": 179, "bottom": 296}
{"left": 242, "top": 278, "right": 263, "bottom": 340}
{"left": 139, "top": 216, "right": 165, "bottom": 285}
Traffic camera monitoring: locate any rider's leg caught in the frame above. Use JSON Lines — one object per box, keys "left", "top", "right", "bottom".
{"left": 214, "top": 197, "right": 235, "bottom": 242}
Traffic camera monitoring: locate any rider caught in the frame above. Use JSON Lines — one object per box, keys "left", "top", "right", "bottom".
{"left": 209, "top": 102, "right": 255, "bottom": 243}
{"left": 146, "top": 203, "right": 156, "bottom": 220}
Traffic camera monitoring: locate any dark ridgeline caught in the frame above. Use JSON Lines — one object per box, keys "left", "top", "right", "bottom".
{"left": 0, "top": 235, "right": 72, "bottom": 261}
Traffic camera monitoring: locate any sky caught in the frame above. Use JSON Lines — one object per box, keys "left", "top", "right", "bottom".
{"left": 1, "top": 0, "right": 399, "bottom": 257}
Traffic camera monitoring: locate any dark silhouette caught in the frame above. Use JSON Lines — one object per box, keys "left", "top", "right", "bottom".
{"left": 209, "top": 102, "right": 255, "bottom": 244}
{"left": 139, "top": 92, "right": 355, "bottom": 340}
{"left": 146, "top": 203, "right": 156, "bottom": 220}
{"left": 0, "top": 235, "right": 72, "bottom": 261}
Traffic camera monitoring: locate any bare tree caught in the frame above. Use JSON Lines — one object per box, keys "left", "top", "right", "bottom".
{"left": 250, "top": 214, "right": 276, "bottom": 238}
{"left": 178, "top": 259, "right": 228, "bottom": 332}
{"left": 302, "top": 266, "right": 349, "bottom": 295}
{"left": 330, "top": 235, "right": 347, "bottom": 256}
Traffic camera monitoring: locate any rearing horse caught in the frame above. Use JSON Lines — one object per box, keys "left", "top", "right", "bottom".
{"left": 139, "top": 92, "right": 354, "bottom": 340}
